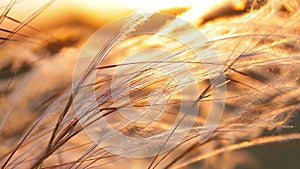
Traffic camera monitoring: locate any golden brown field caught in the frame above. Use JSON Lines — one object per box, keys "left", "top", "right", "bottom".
{"left": 0, "top": 0, "right": 300, "bottom": 168}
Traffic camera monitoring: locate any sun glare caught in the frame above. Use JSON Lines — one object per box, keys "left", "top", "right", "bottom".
{"left": 109, "top": 0, "right": 229, "bottom": 13}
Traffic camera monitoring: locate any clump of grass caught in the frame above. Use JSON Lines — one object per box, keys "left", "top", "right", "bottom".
{"left": 0, "top": 0, "right": 300, "bottom": 168}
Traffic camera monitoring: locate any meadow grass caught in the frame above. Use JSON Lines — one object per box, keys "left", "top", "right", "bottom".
{"left": 0, "top": 0, "right": 300, "bottom": 168}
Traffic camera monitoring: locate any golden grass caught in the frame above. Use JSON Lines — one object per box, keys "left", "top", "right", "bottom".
{"left": 0, "top": 0, "right": 300, "bottom": 168}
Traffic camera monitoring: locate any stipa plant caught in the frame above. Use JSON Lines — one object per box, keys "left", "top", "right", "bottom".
{"left": 0, "top": 0, "right": 300, "bottom": 168}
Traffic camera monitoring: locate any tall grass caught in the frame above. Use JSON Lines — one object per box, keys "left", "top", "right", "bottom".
{"left": 0, "top": 0, "right": 300, "bottom": 168}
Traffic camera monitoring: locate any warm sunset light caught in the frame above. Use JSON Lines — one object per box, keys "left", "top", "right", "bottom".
{"left": 0, "top": 0, "right": 247, "bottom": 29}
{"left": 1, "top": 0, "right": 299, "bottom": 169}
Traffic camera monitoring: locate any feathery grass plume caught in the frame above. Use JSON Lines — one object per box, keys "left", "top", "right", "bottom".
{"left": 0, "top": 0, "right": 300, "bottom": 168}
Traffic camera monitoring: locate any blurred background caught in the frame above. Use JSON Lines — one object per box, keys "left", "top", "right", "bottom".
{"left": 0, "top": 0, "right": 299, "bottom": 168}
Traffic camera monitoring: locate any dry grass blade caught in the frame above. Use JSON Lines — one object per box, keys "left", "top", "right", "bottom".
{"left": 173, "top": 133, "right": 300, "bottom": 169}
{"left": 0, "top": 0, "right": 299, "bottom": 169}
